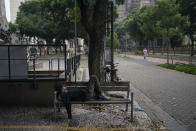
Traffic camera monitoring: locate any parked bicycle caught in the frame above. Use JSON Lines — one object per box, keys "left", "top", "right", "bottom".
{"left": 104, "top": 63, "right": 121, "bottom": 82}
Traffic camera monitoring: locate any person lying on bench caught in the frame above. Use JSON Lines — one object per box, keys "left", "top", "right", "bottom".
{"left": 58, "top": 75, "right": 110, "bottom": 119}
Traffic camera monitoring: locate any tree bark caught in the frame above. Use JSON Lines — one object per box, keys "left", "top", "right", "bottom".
{"left": 78, "top": 0, "right": 107, "bottom": 81}
{"left": 190, "top": 34, "right": 194, "bottom": 64}
{"left": 173, "top": 47, "right": 175, "bottom": 56}
{"left": 88, "top": 33, "right": 104, "bottom": 81}
{"left": 161, "top": 39, "right": 164, "bottom": 55}
{"left": 152, "top": 40, "right": 155, "bottom": 55}
{"left": 167, "top": 41, "right": 169, "bottom": 64}
{"left": 165, "top": 34, "right": 170, "bottom": 64}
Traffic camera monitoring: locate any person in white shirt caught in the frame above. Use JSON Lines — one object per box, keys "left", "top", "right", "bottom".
{"left": 143, "top": 48, "right": 148, "bottom": 59}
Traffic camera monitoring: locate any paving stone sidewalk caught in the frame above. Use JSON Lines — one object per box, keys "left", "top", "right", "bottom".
{"left": 0, "top": 55, "right": 165, "bottom": 131}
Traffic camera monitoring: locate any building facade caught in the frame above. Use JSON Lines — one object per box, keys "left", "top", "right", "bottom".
{"left": 0, "top": 0, "right": 8, "bottom": 30}
{"left": 10, "top": 0, "right": 29, "bottom": 23}
{"left": 117, "top": 0, "right": 140, "bottom": 21}
{"left": 117, "top": 0, "right": 155, "bottom": 22}
{"left": 140, "top": 0, "right": 150, "bottom": 8}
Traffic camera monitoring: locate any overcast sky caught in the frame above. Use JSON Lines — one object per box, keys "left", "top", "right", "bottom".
{"left": 5, "top": 0, "right": 10, "bottom": 22}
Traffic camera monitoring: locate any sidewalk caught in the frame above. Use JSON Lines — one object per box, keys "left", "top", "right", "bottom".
{"left": 0, "top": 55, "right": 166, "bottom": 131}
{"left": 75, "top": 55, "right": 166, "bottom": 130}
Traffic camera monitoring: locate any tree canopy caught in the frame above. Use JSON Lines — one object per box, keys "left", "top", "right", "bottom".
{"left": 178, "top": 0, "right": 196, "bottom": 63}
{"left": 16, "top": 0, "right": 83, "bottom": 44}
{"left": 15, "top": 0, "right": 124, "bottom": 80}
{"left": 123, "top": 0, "right": 188, "bottom": 63}
{"left": 106, "top": 32, "right": 120, "bottom": 49}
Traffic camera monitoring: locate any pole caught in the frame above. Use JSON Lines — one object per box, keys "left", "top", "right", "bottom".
{"left": 110, "top": 2, "right": 114, "bottom": 82}
{"left": 125, "top": 34, "right": 128, "bottom": 56}
{"left": 74, "top": 0, "right": 77, "bottom": 82}
{"left": 58, "top": 58, "right": 60, "bottom": 77}
{"left": 33, "top": 58, "right": 36, "bottom": 88}
{"left": 64, "top": 45, "right": 67, "bottom": 81}
{"left": 8, "top": 46, "right": 11, "bottom": 80}
{"left": 104, "top": 4, "right": 108, "bottom": 67}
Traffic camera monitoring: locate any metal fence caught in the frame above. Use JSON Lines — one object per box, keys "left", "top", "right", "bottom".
{"left": 0, "top": 44, "right": 80, "bottom": 82}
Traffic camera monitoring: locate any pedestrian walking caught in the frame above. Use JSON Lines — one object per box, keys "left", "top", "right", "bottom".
{"left": 44, "top": 47, "right": 47, "bottom": 55}
{"left": 143, "top": 48, "right": 148, "bottom": 59}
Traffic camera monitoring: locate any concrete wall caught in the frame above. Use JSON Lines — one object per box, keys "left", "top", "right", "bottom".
{"left": 0, "top": 79, "right": 63, "bottom": 106}
{"left": 0, "top": 46, "right": 8, "bottom": 79}
{"left": 0, "top": 46, "right": 28, "bottom": 80}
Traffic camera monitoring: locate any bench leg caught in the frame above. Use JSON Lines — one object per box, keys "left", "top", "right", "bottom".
{"left": 58, "top": 103, "right": 61, "bottom": 112}
{"left": 131, "top": 92, "right": 134, "bottom": 122}
{"left": 125, "top": 104, "right": 128, "bottom": 112}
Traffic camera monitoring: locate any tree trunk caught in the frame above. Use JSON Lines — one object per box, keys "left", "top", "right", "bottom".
{"left": 152, "top": 40, "right": 155, "bottom": 55}
{"left": 173, "top": 47, "right": 175, "bottom": 56}
{"left": 88, "top": 33, "right": 104, "bottom": 81}
{"left": 165, "top": 35, "right": 170, "bottom": 64}
{"left": 161, "top": 42, "right": 164, "bottom": 55}
{"left": 77, "top": 0, "right": 107, "bottom": 81}
{"left": 147, "top": 40, "right": 150, "bottom": 52}
{"left": 167, "top": 41, "right": 169, "bottom": 64}
{"left": 190, "top": 35, "right": 194, "bottom": 64}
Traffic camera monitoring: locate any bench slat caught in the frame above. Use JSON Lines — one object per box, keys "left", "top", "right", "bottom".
{"left": 56, "top": 99, "right": 131, "bottom": 104}
{"left": 64, "top": 86, "right": 129, "bottom": 91}
{"left": 103, "top": 87, "right": 129, "bottom": 91}
{"left": 101, "top": 82, "right": 130, "bottom": 86}
{"left": 71, "top": 100, "right": 131, "bottom": 104}
{"left": 60, "top": 81, "right": 130, "bottom": 87}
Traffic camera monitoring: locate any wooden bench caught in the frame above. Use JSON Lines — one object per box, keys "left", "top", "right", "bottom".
{"left": 54, "top": 81, "right": 133, "bottom": 122}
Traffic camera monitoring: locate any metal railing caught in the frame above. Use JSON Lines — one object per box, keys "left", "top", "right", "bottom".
{"left": 0, "top": 45, "right": 81, "bottom": 82}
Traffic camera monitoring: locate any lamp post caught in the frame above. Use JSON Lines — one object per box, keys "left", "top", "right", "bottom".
{"left": 108, "top": 1, "right": 114, "bottom": 82}
{"left": 74, "top": 0, "right": 77, "bottom": 82}
{"left": 125, "top": 33, "right": 129, "bottom": 56}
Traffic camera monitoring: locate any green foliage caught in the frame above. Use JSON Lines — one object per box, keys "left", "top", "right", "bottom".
{"left": 178, "top": 0, "right": 196, "bottom": 34}
{"left": 170, "top": 29, "right": 183, "bottom": 48}
{"left": 106, "top": 32, "right": 120, "bottom": 48}
{"left": 134, "top": 50, "right": 143, "bottom": 55}
{"left": 114, "top": 21, "right": 126, "bottom": 43}
{"left": 125, "top": 0, "right": 187, "bottom": 46}
{"left": 113, "top": 5, "right": 119, "bottom": 21}
{"left": 158, "top": 63, "right": 196, "bottom": 75}
{"left": 115, "top": 0, "right": 125, "bottom": 5}
{"left": 125, "top": 8, "right": 146, "bottom": 43}
{"left": 139, "top": 4, "right": 160, "bottom": 40}
{"left": 8, "top": 23, "right": 18, "bottom": 33}
{"left": 66, "top": 7, "right": 81, "bottom": 23}
{"left": 16, "top": 0, "right": 55, "bottom": 41}
{"left": 16, "top": 0, "right": 87, "bottom": 44}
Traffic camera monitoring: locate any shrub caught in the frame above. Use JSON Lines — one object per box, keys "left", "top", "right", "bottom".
{"left": 135, "top": 50, "right": 143, "bottom": 55}
{"left": 175, "top": 65, "right": 185, "bottom": 72}
{"left": 168, "top": 64, "right": 176, "bottom": 69}
{"left": 158, "top": 63, "right": 196, "bottom": 75}
{"left": 191, "top": 69, "right": 196, "bottom": 75}
{"left": 158, "top": 63, "right": 175, "bottom": 69}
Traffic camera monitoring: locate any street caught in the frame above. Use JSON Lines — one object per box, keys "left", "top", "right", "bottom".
{"left": 116, "top": 56, "right": 196, "bottom": 131}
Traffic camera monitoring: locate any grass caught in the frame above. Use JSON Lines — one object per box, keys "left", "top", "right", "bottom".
{"left": 119, "top": 55, "right": 131, "bottom": 59}
{"left": 158, "top": 63, "right": 196, "bottom": 75}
